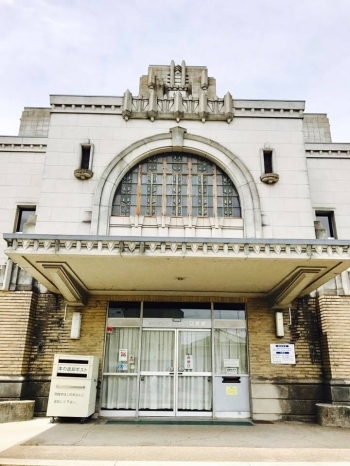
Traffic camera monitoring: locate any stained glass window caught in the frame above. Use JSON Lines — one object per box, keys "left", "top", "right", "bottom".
{"left": 112, "top": 153, "right": 241, "bottom": 218}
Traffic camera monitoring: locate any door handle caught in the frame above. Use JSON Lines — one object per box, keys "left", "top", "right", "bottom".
{"left": 178, "top": 372, "right": 183, "bottom": 375}
{"left": 169, "top": 372, "right": 174, "bottom": 375}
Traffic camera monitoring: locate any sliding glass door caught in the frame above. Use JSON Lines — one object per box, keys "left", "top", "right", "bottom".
{"left": 139, "top": 329, "right": 212, "bottom": 416}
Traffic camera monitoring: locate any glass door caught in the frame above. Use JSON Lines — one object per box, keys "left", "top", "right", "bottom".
{"left": 177, "top": 330, "right": 212, "bottom": 415}
{"left": 139, "top": 329, "right": 176, "bottom": 416}
{"left": 138, "top": 328, "right": 212, "bottom": 416}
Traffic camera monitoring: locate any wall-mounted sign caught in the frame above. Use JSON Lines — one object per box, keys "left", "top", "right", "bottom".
{"left": 129, "top": 354, "right": 134, "bottom": 363}
{"left": 106, "top": 327, "right": 113, "bottom": 333}
{"left": 185, "top": 354, "right": 193, "bottom": 370}
{"left": 270, "top": 344, "right": 296, "bottom": 364}
{"left": 226, "top": 386, "right": 238, "bottom": 396}
{"left": 119, "top": 349, "right": 128, "bottom": 362}
{"left": 226, "top": 367, "right": 238, "bottom": 374}
{"left": 224, "top": 359, "right": 239, "bottom": 368}
{"left": 142, "top": 318, "right": 211, "bottom": 328}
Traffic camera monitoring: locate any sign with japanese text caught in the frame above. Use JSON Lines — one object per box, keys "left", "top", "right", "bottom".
{"left": 270, "top": 344, "right": 296, "bottom": 364}
{"left": 226, "top": 386, "right": 238, "bottom": 396}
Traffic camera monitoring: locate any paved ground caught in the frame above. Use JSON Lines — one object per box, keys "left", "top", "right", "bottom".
{"left": 0, "top": 417, "right": 350, "bottom": 465}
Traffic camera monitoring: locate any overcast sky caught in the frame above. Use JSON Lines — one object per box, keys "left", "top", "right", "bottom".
{"left": 1, "top": 0, "right": 350, "bottom": 141}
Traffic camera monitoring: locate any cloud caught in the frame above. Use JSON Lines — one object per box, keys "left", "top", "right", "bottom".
{"left": 0, "top": 0, "right": 350, "bottom": 140}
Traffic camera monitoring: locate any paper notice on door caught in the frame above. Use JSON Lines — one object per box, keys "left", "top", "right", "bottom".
{"left": 119, "top": 349, "right": 128, "bottom": 362}
{"left": 226, "top": 386, "right": 238, "bottom": 396}
{"left": 224, "top": 359, "right": 239, "bottom": 368}
{"left": 117, "top": 363, "right": 128, "bottom": 371}
{"left": 185, "top": 355, "right": 193, "bottom": 370}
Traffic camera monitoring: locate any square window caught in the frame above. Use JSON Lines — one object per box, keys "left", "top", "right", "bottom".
{"left": 16, "top": 207, "right": 36, "bottom": 232}
{"left": 315, "top": 211, "right": 336, "bottom": 239}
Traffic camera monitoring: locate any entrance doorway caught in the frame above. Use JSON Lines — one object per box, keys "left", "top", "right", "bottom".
{"left": 101, "top": 301, "right": 250, "bottom": 419}
{"left": 139, "top": 329, "right": 212, "bottom": 416}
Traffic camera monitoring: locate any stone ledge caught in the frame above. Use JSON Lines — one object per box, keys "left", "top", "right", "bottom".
{"left": 316, "top": 403, "right": 350, "bottom": 428}
{"left": 0, "top": 400, "right": 35, "bottom": 423}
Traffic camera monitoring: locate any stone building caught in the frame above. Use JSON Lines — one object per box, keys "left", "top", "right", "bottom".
{"left": 0, "top": 61, "right": 350, "bottom": 422}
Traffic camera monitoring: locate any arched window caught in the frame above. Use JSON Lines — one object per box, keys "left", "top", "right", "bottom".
{"left": 112, "top": 153, "right": 241, "bottom": 218}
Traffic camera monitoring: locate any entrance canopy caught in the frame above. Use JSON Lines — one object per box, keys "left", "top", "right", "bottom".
{"left": 4, "top": 234, "right": 350, "bottom": 309}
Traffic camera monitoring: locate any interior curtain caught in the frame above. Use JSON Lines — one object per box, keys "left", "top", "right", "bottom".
{"left": 102, "top": 328, "right": 215, "bottom": 412}
{"left": 177, "top": 331, "right": 212, "bottom": 411}
{"left": 214, "top": 328, "right": 248, "bottom": 374}
{"left": 139, "top": 330, "right": 175, "bottom": 410}
{"left": 101, "top": 327, "right": 139, "bottom": 409}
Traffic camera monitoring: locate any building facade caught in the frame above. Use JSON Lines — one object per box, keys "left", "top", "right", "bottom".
{"left": 1, "top": 62, "right": 350, "bottom": 421}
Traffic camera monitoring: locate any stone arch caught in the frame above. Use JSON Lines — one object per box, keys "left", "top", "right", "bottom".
{"left": 91, "top": 129, "right": 262, "bottom": 237}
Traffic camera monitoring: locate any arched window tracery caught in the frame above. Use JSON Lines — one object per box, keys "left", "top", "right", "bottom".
{"left": 112, "top": 153, "right": 241, "bottom": 218}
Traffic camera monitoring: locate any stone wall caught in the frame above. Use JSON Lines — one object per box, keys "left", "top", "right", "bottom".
{"left": 22, "top": 295, "right": 107, "bottom": 414}
{"left": 19, "top": 108, "right": 51, "bottom": 137}
{"left": 248, "top": 297, "right": 326, "bottom": 422}
{"left": 303, "top": 113, "right": 332, "bottom": 143}
{"left": 317, "top": 295, "right": 350, "bottom": 404}
{"left": 1, "top": 291, "right": 347, "bottom": 420}
{"left": 0, "top": 291, "right": 37, "bottom": 399}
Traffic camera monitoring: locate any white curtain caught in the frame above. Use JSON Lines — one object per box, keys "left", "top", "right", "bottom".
{"left": 177, "top": 331, "right": 212, "bottom": 411}
{"left": 139, "top": 330, "right": 175, "bottom": 410}
{"left": 214, "top": 328, "right": 248, "bottom": 374}
{"left": 139, "top": 330, "right": 212, "bottom": 412}
{"left": 102, "top": 328, "right": 139, "bottom": 409}
{"left": 102, "top": 328, "right": 214, "bottom": 412}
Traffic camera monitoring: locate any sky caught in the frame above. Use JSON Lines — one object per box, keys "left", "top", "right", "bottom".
{"left": 0, "top": 0, "right": 350, "bottom": 141}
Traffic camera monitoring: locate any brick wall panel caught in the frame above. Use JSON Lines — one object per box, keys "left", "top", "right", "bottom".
{"left": 0, "top": 291, "right": 36, "bottom": 375}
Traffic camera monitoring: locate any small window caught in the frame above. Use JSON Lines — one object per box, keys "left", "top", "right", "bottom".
{"left": 315, "top": 211, "right": 336, "bottom": 239}
{"left": 143, "top": 302, "right": 211, "bottom": 319}
{"left": 81, "top": 145, "right": 92, "bottom": 170}
{"left": 263, "top": 150, "right": 273, "bottom": 174}
{"left": 108, "top": 301, "right": 141, "bottom": 318}
{"left": 213, "top": 303, "right": 246, "bottom": 320}
{"left": 16, "top": 207, "right": 36, "bottom": 232}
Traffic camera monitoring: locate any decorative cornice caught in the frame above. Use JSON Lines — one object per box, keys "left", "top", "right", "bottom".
{"left": 0, "top": 137, "right": 47, "bottom": 152}
{"left": 48, "top": 95, "right": 305, "bottom": 121}
{"left": 305, "top": 143, "right": 350, "bottom": 157}
{"left": 121, "top": 93, "right": 304, "bottom": 123}
{"left": 50, "top": 103, "right": 123, "bottom": 115}
{"left": 4, "top": 235, "right": 350, "bottom": 260}
{"left": 50, "top": 95, "right": 123, "bottom": 115}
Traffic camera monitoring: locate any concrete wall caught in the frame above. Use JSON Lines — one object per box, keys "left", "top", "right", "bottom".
{"left": 307, "top": 155, "right": 350, "bottom": 240}
{"left": 0, "top": 140, "right": 46, "bottom": 265}
{"left": 19, "top": 109, "right": 51, "bottom": 137}
{"left": 34, "top": 112, "right": 315, "bottom": 239}
{"left": 303, "top": 114, "right": 332, "bottom": 143}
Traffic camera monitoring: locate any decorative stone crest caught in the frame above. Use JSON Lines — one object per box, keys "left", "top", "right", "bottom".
{"left": 121, "top": 61, "right": 234, "bottom": 124}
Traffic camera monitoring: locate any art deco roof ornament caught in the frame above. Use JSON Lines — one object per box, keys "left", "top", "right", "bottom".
{"left": 121, "top": 61, "right": 234, "bottom": 124}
